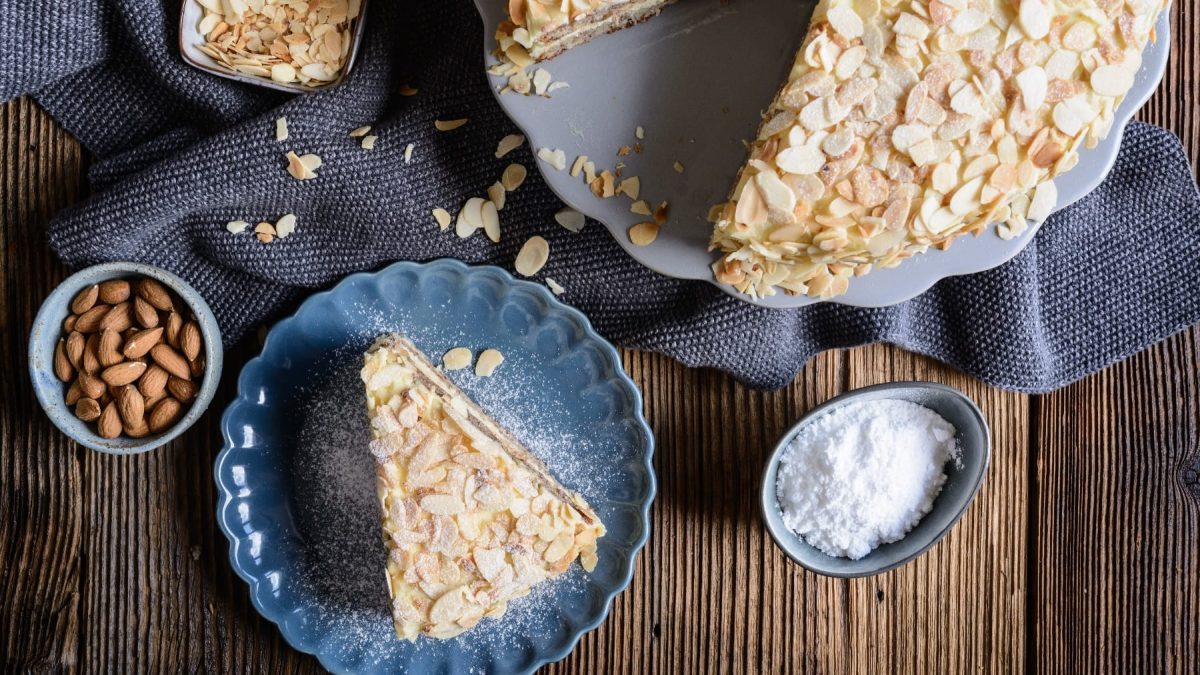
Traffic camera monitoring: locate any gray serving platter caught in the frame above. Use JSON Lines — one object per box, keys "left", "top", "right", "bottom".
{"left": 477, "top": 1, "right": 1171, "bottom": 308}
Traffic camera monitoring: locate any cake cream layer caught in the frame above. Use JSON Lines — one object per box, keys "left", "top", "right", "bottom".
{"left": 361, "top": 334, "right": 604, "bottom": 641}
{"left": 497, "top": 0, "right": 677, "bottom": 65}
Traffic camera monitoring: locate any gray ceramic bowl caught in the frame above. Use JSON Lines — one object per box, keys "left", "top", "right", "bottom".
{"left": 28, "top": 263, "right": 223, "bottom": 455}
{"left": 760, "top": 382, "right": 990, "bottom": 578}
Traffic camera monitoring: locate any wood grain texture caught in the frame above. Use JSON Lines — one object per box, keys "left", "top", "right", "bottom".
{"left": 1, "top": 2, "right": 1198, "bottom": 672}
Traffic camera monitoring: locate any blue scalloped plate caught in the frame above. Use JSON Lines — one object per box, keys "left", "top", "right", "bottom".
{"left": 214, "top": 259, "right": 655, "bottom": 674}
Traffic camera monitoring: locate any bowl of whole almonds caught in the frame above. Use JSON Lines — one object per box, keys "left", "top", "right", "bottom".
{"left": 28, "top": 262, "right": 223, "bottom": 454}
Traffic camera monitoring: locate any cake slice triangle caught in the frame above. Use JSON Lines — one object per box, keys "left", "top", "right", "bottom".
{"left": 361, "top": 334, "right": 605, "bottom": 641}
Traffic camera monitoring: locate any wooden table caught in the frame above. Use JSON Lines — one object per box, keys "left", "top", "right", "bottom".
{"left": 3, "top": 5, "right": 1198, "bottom": 671}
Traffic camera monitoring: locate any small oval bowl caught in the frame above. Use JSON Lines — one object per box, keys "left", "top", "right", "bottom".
{"left": 760, "top": 382, "right": 990, "bottom": 578}
{"left": 28, "top": 262, "right": 223, "bottom": 455}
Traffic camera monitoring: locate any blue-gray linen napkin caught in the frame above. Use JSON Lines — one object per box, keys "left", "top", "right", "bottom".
{"left": 4, "top": 0, "right": 1199, "bottom": 391}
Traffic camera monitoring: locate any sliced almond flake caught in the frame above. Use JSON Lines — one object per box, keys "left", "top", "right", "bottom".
{"left": 532, "top": 69, "right": 552, "bottom": 96}
{"left": 432, "top": 208, "right": 452, "bottom": 230}
{"left": 299, "top": 153, "right": 322, "bottom": 171}
{"left": 536, "top": 148, "right": 567, "bottom": 171}
{"left": 501, "top": 164, "right": 527, "bottom": 191}
{"left": 275, "top": 117, "right": 289, "bottom": 142}
{"left": 474, "top": 349, "right": 504, "bottom": 377}
{"left": 635, "top": 126, "right": 645, "bottom": 140}
{"left": 481, "top": 200, "right": 500, "bottom": 243}
{"left": 442, "top": 347, "right": 472, "bottom": 371}
{"left": 654, "top": 201, "right": 670, "bottom": 226}
{"left": 487, "top": 182, "right": 506, "bottom": 210}
{"left": 361, "top": 135, "right": 378, "bottom": 150}
{"left": 631, "top": 200, "right": 652, "bottom": 216}
{"left": 514, "top": 236, "right": 549, "bottom": 277}
{"left": 617, "top": 176, "right": 641, "bottom": 200}
{"left": 617, "top": 145, "right": 632, "bottom": 157}
{"left": 495, "top": 134, "right": 526, "bottom": 159}
{"left": 349, "top": 125, "right": 372, "bottom": 138}
{"left": 569, "top": 155, "right": 588, "bottom": 178}
{"left": 554, "top": 208, "right": 585, "bottom": 233}
{"left": 286, "top": 151, "right": 318, "bottom": 180}
{"left": 546, "top": 81, "right": 569, "bottom": 93}
{"left": 545, "top": 278, "right": 565, "bottom": 295}
{"left": 226, "top": 220, "right": 250, "bottom": 234}
{"left": 275, "top": 213, "right": 297, "bottom": 238}
{"left": 435, "top": 118, "right": 468, "bottom": 132}
{"left": 399, "top": 85, "right": 419, "bottom": 96}
{"left": 1027, "top": 179, "right": 1057, "bottom": 223}
{"left": 673, "top": 161, "right": 685, "bottom": 174}
{"left": 629, "top": 222, "right": 659, "bottom": 246}
{"left": 404, "top": 143, "right": 415, "bottom": 163}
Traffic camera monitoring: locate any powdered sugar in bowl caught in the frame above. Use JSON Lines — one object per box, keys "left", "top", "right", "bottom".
{"left": 760, "top": 382, "right": 990, "bottom": 578}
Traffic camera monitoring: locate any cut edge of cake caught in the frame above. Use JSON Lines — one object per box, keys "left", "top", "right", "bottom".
{"left": 497, "top": 0, "right": 678, "bottom": 66}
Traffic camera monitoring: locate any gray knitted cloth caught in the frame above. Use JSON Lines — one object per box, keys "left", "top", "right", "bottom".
{"left": 6, "top": 0, "right": 1200, "bottom": 391}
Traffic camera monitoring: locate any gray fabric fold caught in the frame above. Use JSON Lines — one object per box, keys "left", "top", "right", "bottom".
{"left": 6, "top": 0, "right": 1199, "bottom": 391}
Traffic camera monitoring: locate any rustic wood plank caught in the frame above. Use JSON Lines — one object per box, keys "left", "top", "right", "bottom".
{"left": 1032, "top": 2, "right": 1200, "bottom": 673}
{"left": 0, "top": 97, "right": 86, "bottom": 672}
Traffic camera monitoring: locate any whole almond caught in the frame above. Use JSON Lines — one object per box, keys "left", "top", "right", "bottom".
{"left": 143, "top": 390, "right": 168, "bottom": 412}
{"left": 138, "top": 364, "right": 169, "bottom": 399}
{"left": 123, "top": 327, "right": 163, "bottom": 359}
{"left": 98, "top": 330, "right": 124, "bottom": 368}
{"left": 82, "top": 334, "right": 101, "bottom": 374}
{"left": 75, "top": 305, "right": 110, "bottom": 334}
{"left": 99, "top": 301, "right": 133, "bottom": 333}
{"left": 165, "top": 311, "right": 183, "bottom": 348}
{"left": 133, "top": 296, "right": 159, "bottom": 329}
{"left": 167, "top": 376, "right": 197, "bottom": 402}
{"left": 137, "top": 278, "right": 174, "bottom": 311}
{"left": 97, "top": 402, "right": 122, "bottom": 438}
{"left": 123, "top": 418, "right": 151, "bottom": 438}
{"left": 189, "top": 354, "right": 206, "bottom": 379}
{"left": 180, "top": 322, "right": 202, "bottom": 361}
{"left": 150, "top": 344, "right": 190, "bottom": 380}
{"left": 98, "top": 279, "right": 131, "bottom": 304}
{"left": 70, "top": 285, "right": 99, "bottom": 315}
{"left": 76, "top": 398, "right": 102, "bottom": 422}
{"left": 78, "top": 372, "right": 106, "bottom": 399}
{"left": 63, "top": 314, "right": 78, "bottom": 332}
{"left": 54, "top": 339, "right": 74, "bottom": 382}
{"left": 66, "top": 331, "right": 85, "bottom": 369}
{"left": 147, "top": 397, "right": 183, "bottom": 433}
{"left": 101, "top": 361, "right": 147, "bottom": 387}
{"left": 115, "top": 385, "right": 145, "bottom": 426}
{"left": 65, "top": 381, "right": 83, "bottom": 406}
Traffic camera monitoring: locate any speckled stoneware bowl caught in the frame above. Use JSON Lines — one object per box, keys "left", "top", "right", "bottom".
{"left": 760, "top": 382, "right": 990, "bottom": 578}
{"left": 28, "top": 262, "right": 223, "bottom": 455}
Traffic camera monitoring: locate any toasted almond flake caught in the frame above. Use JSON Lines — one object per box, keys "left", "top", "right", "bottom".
{"left": 673, "top": 161, "right": 685, "bottom": 174}
{"left": 629, "top": 221, "right": 659, "bottom": 246}
{"left": 286, "top": 151, "right": 318, "bottom": 180}
{"left": 631, "top": 200, "right": 652, "bottom": 216}
{"left": 275, "top": 117, "right": 289, "bottom": 142}
{"left": 435, "top": 118, "right": 468, "bottom": 132}
{"left": 1027, "top": 179, "right": 1057, "bottom": 222}
{"left": 399, "top": 85, "right": 418, "bottom": 96}
{"left": 432, "top": 208, "right": 452, "bottom": 230}
{"left": 275, "top": 213, "right": 297, "bottom": 238}
{"left": 226, "top": 220, "right": 249, "bottom": 234}
{"left": 635, "top": 126, "right": 645, "bottom": 140}
{"left": 361, "top": 135, "right": 377, "bottom": 150}
{"left": 546, "top": 81, "right": 569, "bottom": 93}
{"left": 569, "top": 155, "right": 588, "bottom": 177}
{"left": 514, "top": 236, "right": 549, "bottom": 277}
{"left": 442, "top": 347, "right": 472, "bottom": 371}
{"left": 495, "top": 134, "right": 526, "bottom": 159}
{"left": 487, "top": 182, "right": 506, "bottom": 210}
{"left": 501, "top": 164, "right": 527, "bottom": 191}
{"left": 299, "top": 153, "right": 322, "bottom": 171}
{"left": 481, "top": 200, "right": 500, "bottom": 242}
{"left": 404, "top": 143, "right": 415, "bottom": 163}
{"left": 474, "top": 349, "right": 504, "bottom": 377}
{"left": 654, "top": 201, "right": 670, "bottom": 226}
{"left": 350, "top": 125, "right": 372, "bottom": 138}
{"left": 545, "top": 278, "right": 565, "bottom": 295}
{"left": 617, "top": 176, "right": 641, "bottom": 200}
{"left": 532, "top": 68, "right": 552, "bottom": 96}
{"left": 536, "top": 148, "right": 567, "bottom": 171}
{"left": 555, "top": 208, "right": 585, "bottom": 233}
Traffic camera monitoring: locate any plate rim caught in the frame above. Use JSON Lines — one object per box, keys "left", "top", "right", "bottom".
{"left": 213, "top": 257, "right": 657, "bottom": 674}
{"left": 476, "top": 1, "right": 1172, "bottom": 309}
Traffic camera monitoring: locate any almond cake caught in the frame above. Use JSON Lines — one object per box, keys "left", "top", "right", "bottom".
{"left": 495, "top": 0, "right": 1168, "bottom": 299}
{"left": 361, "top": 335, "right": 605, "bottom": 640}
